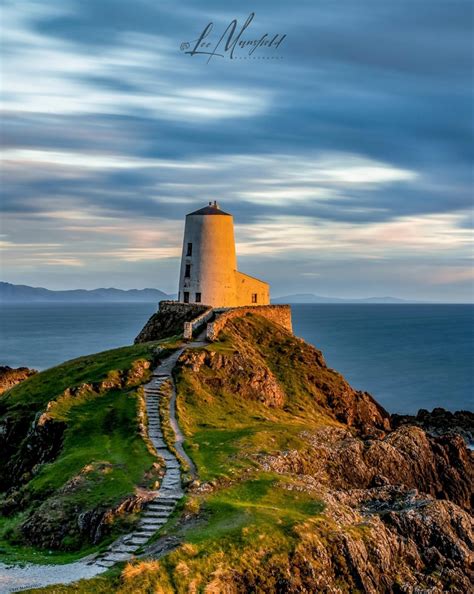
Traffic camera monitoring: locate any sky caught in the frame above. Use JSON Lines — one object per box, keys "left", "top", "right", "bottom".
{"left": 1, "top": 0, "right": 473, "bottom": 301}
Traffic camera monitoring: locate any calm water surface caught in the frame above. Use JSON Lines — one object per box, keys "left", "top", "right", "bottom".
{"left": 0, "top": 303, "right": 472, "bottom": 414}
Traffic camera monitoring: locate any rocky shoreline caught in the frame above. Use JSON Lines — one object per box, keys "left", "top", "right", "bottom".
{"left": 392, "top": 408, "right": 474, "bottom": 446}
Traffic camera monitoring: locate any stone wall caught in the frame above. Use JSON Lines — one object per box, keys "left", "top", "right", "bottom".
{"left": 183, "top": 307, "right": 213, "bottom": 339}
{"left": 206, "top": 305, "right": 292, "bottom": 341}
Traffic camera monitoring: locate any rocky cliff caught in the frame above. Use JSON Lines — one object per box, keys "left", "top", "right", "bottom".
{"left": 118, "top": 314, "right": 472, "bottom": 594}
{"left": 1, "top": 314, "right": 472, "bottom": 593}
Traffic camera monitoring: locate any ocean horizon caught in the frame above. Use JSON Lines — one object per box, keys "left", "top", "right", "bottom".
{"left": 0, "top": 302, "right": 472, "bottom": 415}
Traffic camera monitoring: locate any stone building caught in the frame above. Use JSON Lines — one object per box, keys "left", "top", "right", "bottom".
{"left": 177, "top": 202, "right": 269, "bottom": 307}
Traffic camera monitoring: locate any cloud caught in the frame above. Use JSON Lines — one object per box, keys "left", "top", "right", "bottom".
{"left": 1, "top": 0, "right": 472, "bottom": 301}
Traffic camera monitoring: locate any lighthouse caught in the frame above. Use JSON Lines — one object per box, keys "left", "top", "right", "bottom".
{"left": 177, "top": 201, "right": 270, "bottom": 308}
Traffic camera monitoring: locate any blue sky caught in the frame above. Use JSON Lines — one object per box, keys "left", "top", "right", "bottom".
{"left": 1, "top": 0, "right": 473, "bottom": 301}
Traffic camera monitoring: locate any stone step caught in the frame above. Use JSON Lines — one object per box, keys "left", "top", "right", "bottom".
{"left": 101, "top": 552, "right": 133, "bottom": 562}
{"left": 148, "top": 500, "right": 176, "bottom": 508}
{"left": 148, "top": 497, "right": 176, "bottom": 505}
{"left": 133, "top": 528, "right": 158, "bottom": 537}
{"left": 124, "top": 536, "right": 149, "bottom": 545}
{"left": 161, "top": 483, "right": 181, "bottom": 491}
{"left": 143, "top": 510, "right": 172, "bottom": 518}
{"left": 96, "top": 559, "right": 116, "bottom": 568}
{"left": 154, "top": 492, "right": 181, "bottom": 499}
{"left": 109, "top": 544, "right": 137, "bottom": 554}
{"left": 140, "top": 515, "right": 168, "bottom": 524}
{"left": 147, "top": 505, "right": 175, "bottom": 513}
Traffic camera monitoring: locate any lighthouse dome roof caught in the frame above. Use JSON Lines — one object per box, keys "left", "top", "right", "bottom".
{"left": 187, "top": 202, "right": 231, "bottom": 216}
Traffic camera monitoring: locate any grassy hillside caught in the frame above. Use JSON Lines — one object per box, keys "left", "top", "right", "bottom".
{"left": 6, "top": 315, "right": 472, "bottom": 593}
{"left": 0, "top": 339, "right": 179, "bottom": 563}
{"left": 29, "top": 316, "right": 345, "bottom": 591}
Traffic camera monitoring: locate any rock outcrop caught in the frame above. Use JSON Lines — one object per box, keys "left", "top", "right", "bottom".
{"left": 135, "top": 301, "right": 209, "bottom": 343}
{"left": 259, "top": 424, "right": 473, "bottom": 512}
{"left": 0, "top": 365, "right": 36, "bottom": 395}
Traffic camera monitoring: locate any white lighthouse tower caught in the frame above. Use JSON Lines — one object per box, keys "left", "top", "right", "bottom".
{"left": 178, "top": 201, "right": 269, "bottom": 308}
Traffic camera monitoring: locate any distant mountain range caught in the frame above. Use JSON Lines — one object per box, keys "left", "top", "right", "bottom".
{"left": 1, "top": 283, "right": 413, "bottom": 305}
{"left": 0, "top": 282, "right": 170, "bottom": 303}
{"left": 271, "top": 293, "right": 411, "bottom": 304}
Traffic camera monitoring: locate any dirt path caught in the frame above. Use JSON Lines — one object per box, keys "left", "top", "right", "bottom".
{"left": 0, "top": 340, "right": 203, "bottom": 593}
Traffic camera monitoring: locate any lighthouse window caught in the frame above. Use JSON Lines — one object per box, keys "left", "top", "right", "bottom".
{"left": 185, "top": 264, "right": 191, "bottom": 278}
{"left": 183, "top": 291, "right": 189, "bottom": 303}
{"left": 252, "top": 293, "right": 258, "bottom": 303}
{"left": 186, "top": 242, "right": 193, "bottom": 256}
{"left": 195, "top": 292, "right": 201, "bottom": 303}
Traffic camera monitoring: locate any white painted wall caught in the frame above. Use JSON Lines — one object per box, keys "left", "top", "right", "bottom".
{"left": 177, "top": 205, "right": 270, "bottom": 307}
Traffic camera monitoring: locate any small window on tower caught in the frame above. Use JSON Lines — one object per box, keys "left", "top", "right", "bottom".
{"left": 186, "top": 242, "right": 193, "bottom": 256}
{"left": 252, "top": 293, "right": 258, "bottom": 303}
{"left": 183, "top": 292, "right": 189, "bottom": 303}
{"left": 195, "top": 292, "right": 201, "bottom": 303}
{"left": 185, "top": 264, "right": 191, "bottom": 278}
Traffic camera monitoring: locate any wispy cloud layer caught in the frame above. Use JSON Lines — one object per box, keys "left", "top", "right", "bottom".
{"left": 1, "top": 0, "right": 473, "bottom": 301}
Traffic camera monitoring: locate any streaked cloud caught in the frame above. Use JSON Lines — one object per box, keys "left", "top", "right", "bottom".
{"left": 1, "top": 0, "right": 472, "bottom": 301}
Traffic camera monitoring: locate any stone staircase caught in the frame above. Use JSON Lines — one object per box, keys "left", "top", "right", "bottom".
{"left": 1, "top": 345, "right": 201, "bottom": 591}
{"left": 94, "top": 358, "right": 185, "bottom": 568}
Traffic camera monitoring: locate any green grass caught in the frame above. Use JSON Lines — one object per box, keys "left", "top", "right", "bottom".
{"left": 26, "top": 389, "right": 154, "bottom": 505}
{"left": 0, "top": 388, "right": 153, "bottom": 561}
{"left": 0, "top": 339, "right": 180, "bottom": 563}
{"left": 2, "top": 340, "right": 176, "bottom": 410}
{"left": 4, "top": 316, "right": 336, "bottom": 591}
{"left": 184, "top": 476, "right": 324, "bottom": 545}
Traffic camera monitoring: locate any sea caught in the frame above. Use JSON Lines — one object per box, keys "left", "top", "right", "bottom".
{"left": 0, "top": 303, "right": 472, "bottom": 415}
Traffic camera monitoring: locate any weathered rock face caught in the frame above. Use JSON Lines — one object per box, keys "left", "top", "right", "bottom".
{"left": 19, "top": 465, "right": 151, "bottom": 550}
{"left": 181, "top": 348, "right": 286, "bottom": 407}
{"left": 170, "top": 314, "right": 473, "bottom": 592}
{"left": 1, "top": 414, "right": 66, "bottom": 496}
{"left": 0, "top": 365, "right": 36, "bottom": 395}
{"left": 256, "top": 490, "right": 474, "bottom": 594}
{"left": 259, "top": 425, "right": 473, "bottom": 512}
{"left": 135, "top": 301, "right": 208, "bottom": 343}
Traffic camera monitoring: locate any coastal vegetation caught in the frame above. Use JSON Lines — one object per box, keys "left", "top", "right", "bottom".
{"left": 0, "top": 315, "right": 472, "bottom": 592}
{"left": 0, "top": 339, "right": 179, "bottom": 563}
